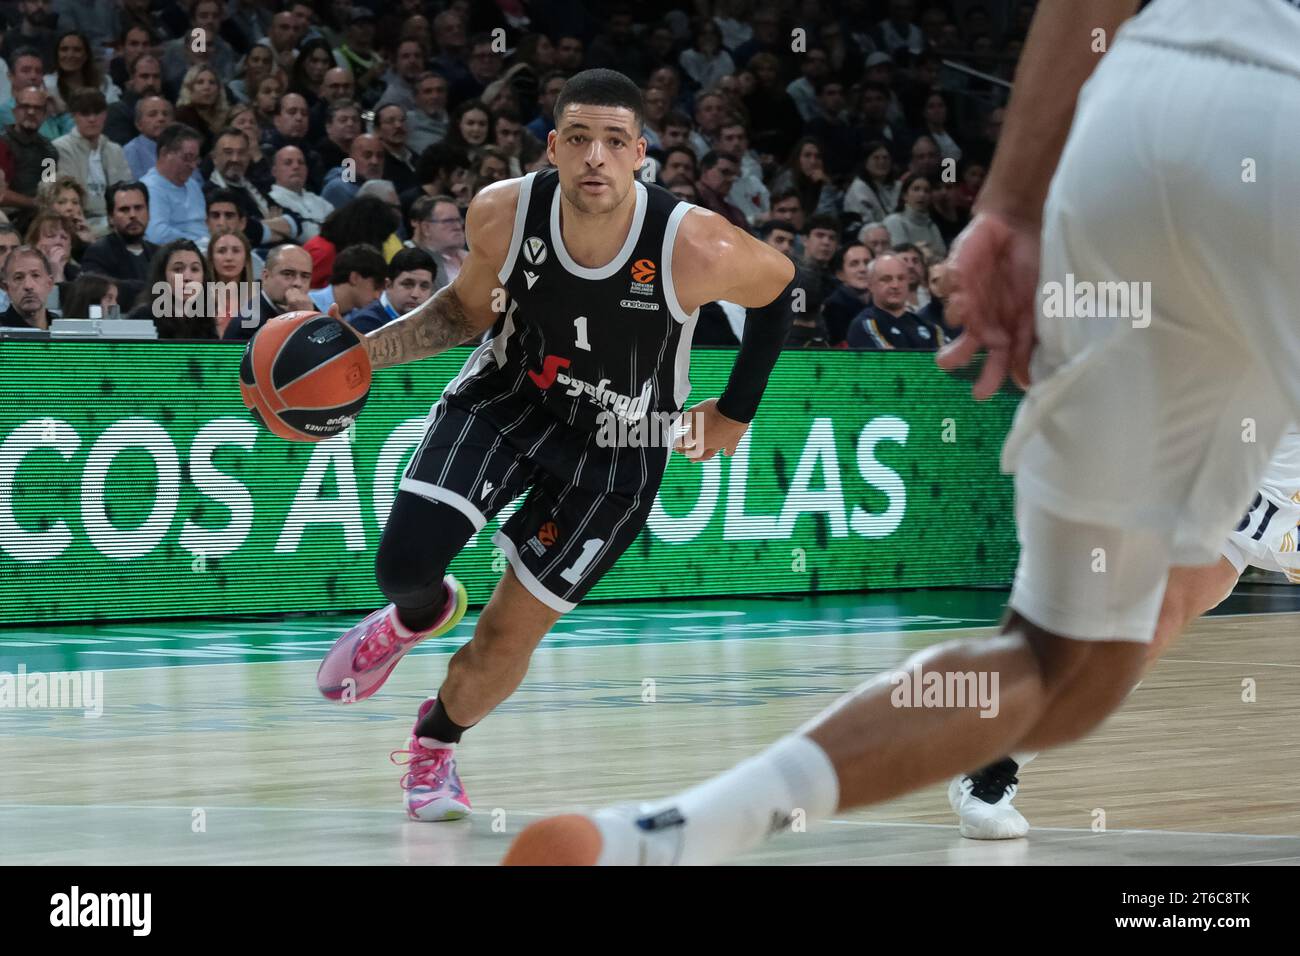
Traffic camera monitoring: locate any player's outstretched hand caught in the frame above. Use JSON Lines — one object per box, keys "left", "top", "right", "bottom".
{"left": 936, "top": 211, "right": 1041, "bottom": 400}
{"left": 676, "top": 398, "right": 748, "bottom": 462}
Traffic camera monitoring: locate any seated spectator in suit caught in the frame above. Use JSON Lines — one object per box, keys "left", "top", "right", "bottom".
{"left": 79, "top": 182, "right": 157, "bottom": 306}
{"left": 206, "top": 128, "right": 297, "bottom": 247}
{"left": 348, "top": 247, "right": 438, "bottom": 334}
{"left": 846, "top": 253, "right": 947, "bottom": 350}
{"left": 53, "top": 88, "right": 133, "bottom": 237}
{"left": 223, "top": 243, "right": 315, "bottom": 340}
{"left": 821, "top": 243, "right": 873, "bottom": 347}
{"left": 142, "top": 124, "right": 208, "bottom": 244}
{"left": 307, "top": 242, "right": 386, "bottom": 321}
{"left": 62, "top": 272, "right": 120, "bottom": 318}
{"left": 0, "top": 246, "right": 59, "bottom": 329}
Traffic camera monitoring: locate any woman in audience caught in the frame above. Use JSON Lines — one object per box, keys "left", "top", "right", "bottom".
{"left": 175, "top": 64, "right": 231, "bottom": 153}
{"left": 883, "top": 171, "right": 947, "bottom": 257}
{"left": 253, "top": 73, "right": 287, "bottom": 133}
{"left": 36, "top": 178, "right": 95, "bottom": 257}
{"left": 305, "top": 198, "right": 400, "bottom": 289}
{"left": 916, "top": 91, "right": 962, "bottom": 164}
{"left": 445, "top": 100, "right": 492, "bottom": 164}
{"left": 45, "top": 30, "right": 121, "bottom": 119}
{"left": 679, "top": 18, "right": 735, "bottom": 93}
{"left": 207, "top": 230, "right": 255, "bottom": 338}
{"left": 25, "top": 213, "right": 80, "bottom": 313}
{"left": 289, "top": 39, "right": 335, "bottom": 108}
{"left": 128, "top": 239, "right": 218, "bottom": 339}
{"left": 62, "top": 273, "right": 119, "bottom": 319}
{"left": 228, "top": 44, "right": 276, "bottom": 105}
{"left": 768, "top": 137, "right": 843, "bottom": 219}
{"left": 843, "top": 140, "right": 902, "bottom": 225}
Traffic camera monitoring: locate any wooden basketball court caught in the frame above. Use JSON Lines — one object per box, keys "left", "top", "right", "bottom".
{"left": 1, "top": 588, "right": 1297, "bottom": 865}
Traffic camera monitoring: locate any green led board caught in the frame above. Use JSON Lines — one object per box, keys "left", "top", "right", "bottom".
{"left": 0, "top": 342, "right": 1020, "bottom": 625}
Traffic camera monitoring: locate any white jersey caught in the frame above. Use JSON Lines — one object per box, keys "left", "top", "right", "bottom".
{"left": 1223, "top": 428, "right": 1300, "bottom": 579}
{"left": 1121, "top": 0, "right": 1300, "bottom": 78}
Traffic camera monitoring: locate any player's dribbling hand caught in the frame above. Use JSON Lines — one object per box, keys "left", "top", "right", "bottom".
{"left": 936, "top": 211, "right": 1041, "bottom": 400}
{"left": 675, "top": 398, "right": 748, "bottom": 462}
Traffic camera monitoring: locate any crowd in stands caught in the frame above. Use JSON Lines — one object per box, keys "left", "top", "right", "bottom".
{"left": 0, "top": 0, "right": 1023, "bottom": 350}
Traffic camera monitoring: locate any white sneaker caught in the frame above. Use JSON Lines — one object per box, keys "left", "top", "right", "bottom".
{"left": 948, "top": 759, "right": 1029, "bottom": 840}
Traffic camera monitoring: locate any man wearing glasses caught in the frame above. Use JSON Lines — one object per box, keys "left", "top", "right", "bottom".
{"left": 405, "top": 194, "right": 466, "bottom": 289}
{"left": 0, "top": 85, "right": 57, "bottom": 226}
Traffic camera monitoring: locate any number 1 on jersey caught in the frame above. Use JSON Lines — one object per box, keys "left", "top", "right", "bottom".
{"left": 574, "top": 315, "right": 591, "bottom": 351}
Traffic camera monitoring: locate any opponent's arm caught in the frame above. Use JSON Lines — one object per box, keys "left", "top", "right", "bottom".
{"left": 676, "top": 211, "right": 798, "bottom": 424}
{"left": 977, "top": 0, "right": 1140, "bottom": 223}
{"left": 362, "top": 180, "right": 518, "bottom": 370}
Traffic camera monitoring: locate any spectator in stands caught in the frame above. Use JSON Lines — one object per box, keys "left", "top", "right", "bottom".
{"left": 659, "top": 146, "right": 697, "bottom": 187}
{"left": 263, "top": 10, "right": 303, "bottom": 75}
{"left": 374, "top": 103, "right": 418, "bottom": 195}
{"left": 799, "top": 213, "right": 840, "bottom": 304}
{"left": 858, "top": 221, "right": 892, "bottom": 258}
{"left": 819, "top": 19, "right": 869, "bottom": 86}
{"left": 207, "top": 229, "right": 255, "bottom": 337}
{"left": 964, "top": 106, "right": 1004, "bottom": 169}
{"left": 0, "top": 49, "right": 45, "bottom": 129}
{"left": 0, "top": 224, "right": 22, "bottom": 312}
{"left": 1, "top": 85, "right": 58, "bottom": 227}
{"left": 47, "top": 31, "right": 120, "bottom": 121}
{"left": 584, "top": 8, "right": 647, "bottom": 86}
{"left": 288, "top": 38, "right": 335, "bottom": 110}
{"left": 321, "top": 133, "right": 384, "bottom": 208}
{"left": 223, "top": 242, "right": 314, "bottom": 340}
{"left": 452, "top": 32, "right": 505, "bottom": 104}
{"left": 106, "top": 53, "right": 163, "bottom": 146}
{"left": 716, "top": 118, "right": 769, "bottom": 226}
{"left": 471, "top": 147, "right": 510, "bottom": 194}
{"left": 124, "top": 95, "right": 175, "bottom": 181}
{"left": 348, "top": 246, "right": 438, "bottom": 334}
{"left": 207, "top": 130, "right": 295, "bottom": 246}
{"left": 666, "top": 178, "right": 697, "bottom": 203}
{"left": 0, "top": 246, "right": 58, "bottom": 329}
{"left": 62, "top": 272, "right": 119, "bottom": 319}
{"left": 694, "top": 151, "right": 748, "bottom": 231}
{"left": 844, "top": 141, "right": 902, "bottom": 225}
{"left": 657, "top": 111, "right": 692, "bottom": 151}
{"left": 143, "top": 123, "right": 207, "bottom": 243}
{"left": 822, "top": 243, "right": 873, "bottom": 346}
{"left": 883, "top": 171, "right": 946, "bottom": 257}
{"left": 742, "top": 52, "right": 801, "bottom": 161}
{"left": 768, "top": 190, "right": 806, "bottom": 252}
{"left": 916, "top": 91, "right": 961, "bottom": 165}
{"left": 679, "top": 18, "right": 734, "bottom": 93}
{"left": 875, "top": 0, "right": 925, "bottom": 59}
{"left": 107, "top": 24, "right": 156, "bottom": 91}
{"left": 405, "top": 194, "right": 464, "bottom": 287}
{"left": 891, "top": 241, "right": 932, "bottom": 311}
{"left": 401, "top": 142, "right": 472, "bottom": 216}
{"left": 26, "top": 211, "right": 80, "bottom": 307}
{"left": 917, "top": 258, "right": 954, "bottom": 338}
{"left": 263, "top": 93, "right": 322, "bottom": 190}
{"left": 374, "top": 38, "right": 427, "bottom": 112}
{"left": 929, "top": 176, "right": 969, "bottom": 247}
{"left": 161, "top": 0, "right": 235, "bottom": 92}
{"left": 430, "top": 10, "right": 471, "bottom": 91}
{"left": 53, "top": 88, "right": 133, "bottom": 238}
{"left": 228, "top": 44, "right": 276, "bottom": 106}
{"left": 770, "top": 137, "right": 842, "bottom": 219}
{"left": 334, "top": 9, "right": 385, "bottom": 99}
{"left": 251, "top": 72, "right": 285, "bottom": 131}
{"left": 732, "top": 6, "right": 783, "bottom": 65}
{"left": 174, "top": 64, "right": 230, "bottom": 152}
{"left": 226, "top": 0, "right": 274, "bottom": 53}
{"left": 785, "top": 48, "right": 828, "bottom": 123}
{"left": 407, "top": 74, "right": 451, "bottom": 157}
{"left": 552, "top": 35, "right": 584, "bottom": 74}
{"left": 316, "top": 99, "right": 362, "bottom": 172}
{"left": 227, "top": 103, "right": 272, "bottom": 192}
{"left": 80, "top": 181, "right": 156, "bottom": 305}
{"left": 846, "top": 253, "right": 943, "bottom": 350}
{"left": 307, "top": 242, "right": 386, "bottom": 320}
{"left": 305, "top": 196, "right": 399, "bottom": 288}
{"left": 907, "top": 132, "right": 942, "bottom": 180}
{"left": 0, "top": 6, "right": 56, "bottom": 66}
{"left": 688, "top": 91, "right": 726, "bottom": 162}
{"left": 36, "top": 176, "right": 94, "bottom": 253}
{"left": 806, "top": 77, "right": 860, "bottom": 179}
{"left": 490, "top": 109, "right": 526, "bottom": 177}
{"left": 759, "top": 218, "right": 797, "bottom": 256}
{"left": 446, "top": 100, "right": 491, "bottom": 163}
{"left": 639, "top": 85, "right": 671, "bottom": 152}
{"left": 128, "top": 238, "right": 216, "bottom": 338}
{"left": 269, "top": 146, "right": 331, "bottom": 243}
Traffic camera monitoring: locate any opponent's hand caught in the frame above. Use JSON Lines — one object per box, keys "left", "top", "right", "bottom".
{"left": 675, "top": 398, "right": 748, "bottom": 462}
{"left": 936, "top": 210, "right": 1041, "bottom": 400}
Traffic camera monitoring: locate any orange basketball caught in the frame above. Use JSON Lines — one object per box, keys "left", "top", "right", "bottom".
{"left": 239, "top": 310, "right": 372, "bottom": 442}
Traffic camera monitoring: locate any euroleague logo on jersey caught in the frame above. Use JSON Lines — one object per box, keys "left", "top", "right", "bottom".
{"left": 628, "top": 258, "right": 656, "bottom": 296}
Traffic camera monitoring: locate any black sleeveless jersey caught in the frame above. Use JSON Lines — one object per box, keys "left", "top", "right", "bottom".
{"left": 443, "top": 168, "right": 703, "bottom": 433}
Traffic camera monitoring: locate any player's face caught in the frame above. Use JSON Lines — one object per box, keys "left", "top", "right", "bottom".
{"left": 388, "top": 268, "right": 435, "bottom": 313}
{"left": 549, "top": 104, "right": 646, "bottom": 215}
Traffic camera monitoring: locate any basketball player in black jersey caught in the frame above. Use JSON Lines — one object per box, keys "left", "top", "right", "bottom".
{"left": 315, "top": 69, "right": 801, "bottom": 820}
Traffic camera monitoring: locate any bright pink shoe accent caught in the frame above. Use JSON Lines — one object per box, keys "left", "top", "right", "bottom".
{"left": 391, "top": 699, "right": 472, "bottom": 821}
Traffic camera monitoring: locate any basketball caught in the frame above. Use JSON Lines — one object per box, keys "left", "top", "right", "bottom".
{"left": 239, "top": 310, "right": 372, "bottom": 442}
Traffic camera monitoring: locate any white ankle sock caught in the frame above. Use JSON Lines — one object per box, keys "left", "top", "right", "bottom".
{"left": 607, "top": 735, "right": 839, "bottom": 866}
{"left": 1011, "top": 751, "right": 1037, "bottom": 769}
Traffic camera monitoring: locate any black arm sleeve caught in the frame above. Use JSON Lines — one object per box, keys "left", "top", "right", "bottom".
{"left": 714, "top": 268, "right": 803, "bottom": 424}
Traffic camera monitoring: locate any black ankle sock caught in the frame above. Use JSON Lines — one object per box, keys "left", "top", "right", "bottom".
{"left": 395, "top": 586, "right": 448, "bottom": 633}
{"left": 415, "top": 696, "right": 471, "bottom": 743}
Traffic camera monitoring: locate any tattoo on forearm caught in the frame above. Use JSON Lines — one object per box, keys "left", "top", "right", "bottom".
{"left": 364, "top": 285, "right": 477, "bottom": 369}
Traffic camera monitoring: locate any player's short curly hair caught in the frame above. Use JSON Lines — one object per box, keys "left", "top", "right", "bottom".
{"left": 552, "top": 68, "right": 644, "bottom": 134}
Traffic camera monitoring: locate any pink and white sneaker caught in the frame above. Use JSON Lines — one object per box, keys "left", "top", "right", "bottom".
{"left": 391, "top": 698, "right": 473, "bottom": 821}
{"left": 316, "top": 576, "right": 468, "bottom": 702}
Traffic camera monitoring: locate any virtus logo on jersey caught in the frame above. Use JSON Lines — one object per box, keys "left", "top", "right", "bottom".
{"left": 528, "top": 354, "right": 653, "bottom": 422}
{"left": 629, "top": 259, "right": 656, "bottom": 296}
{"left": 523, "top": 236, "right": 548, "bottom": 265}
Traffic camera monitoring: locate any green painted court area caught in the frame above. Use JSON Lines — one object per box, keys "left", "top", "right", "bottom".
{"left": 2, "top": 585, "right": 1295, "bottom": 674}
